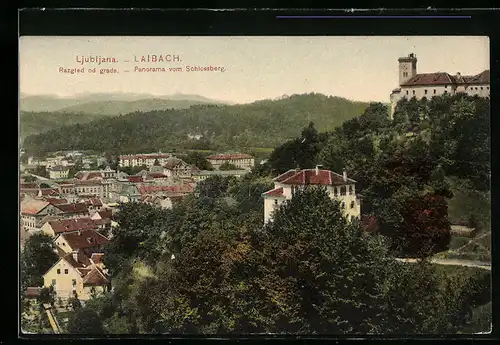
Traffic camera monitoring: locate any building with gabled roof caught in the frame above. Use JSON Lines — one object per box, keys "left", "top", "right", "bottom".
{"left": 390, "top": 53, "right": 490, "bottom": 117}
{"left": 206, "top": 153, "right": 255, "bottom": 171}
{"left": 20, "top": 199, "right": 64, "bottom": 233}
{"left": 42, "top": 250, "right": 109, "bottom": 300}
{"left": 41, "top": 217, "right": 99, "bottom": 237}
{"left": 54, "top": 229, "right": 110, "bottom": 256}
{"left": 262, "top": 166, "right": 361, "bottom": 224}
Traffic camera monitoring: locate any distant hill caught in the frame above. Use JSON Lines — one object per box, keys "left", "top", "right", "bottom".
{"left": 23, "top": 93, "right": 372, "bottom": 154}
{"left": 57, "top": 98, "right": 226, "bottom": 116}
{"left": 20, "top": 92, "right": 228, "bottom": 114}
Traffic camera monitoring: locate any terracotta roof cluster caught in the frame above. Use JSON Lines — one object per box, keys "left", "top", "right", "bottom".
{"left": 120, "top": 153, "right": 170, "bottom": 160}
{"left": 90, "top": 253, "right": 104, "bottom": 265}
{"left": 206, "top": 153, "right": 254, "bottom": 161}
{"left": 146, "top": 172, "right": 168, "bottom": 179}
{"left": 273, "top": 169, "right": 356, "bottom": 186}
{"left": 59, "top": 229, "right": 110, "bottom": 250}
{"left": 20, "top": 183, "right": 39, "bottom": 189}
{"left": 82, "top": 266, "right": 109, "bottom": 286}
{"left": 401, "top": 70, "right": 490, "bottom": 87}
{"left": 80, "top": 198, "right": 103, "bottom": 207}
{"left": 47, "top": 217, "right": 98, "bottom": 234}
{"left": 93, "top": 208, "right": 113, "bottom": 219}
{"left": 54, "top": 203, "right": 89, "bottom": 214}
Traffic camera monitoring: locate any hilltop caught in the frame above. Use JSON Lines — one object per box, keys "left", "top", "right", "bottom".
{"left": 20, "top": 92, "right": 228, "bottom": 114}
{"left": 22, "top": 93, "right": 371, "bottom": 154}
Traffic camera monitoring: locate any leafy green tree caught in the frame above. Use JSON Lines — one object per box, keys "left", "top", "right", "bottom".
{"left": 184, "top": 152, "right": 213, "bottom": 170}
{"left": 20, "top": 233, "right": 59, "bottom": 290}
{"left": 67, "top": 308, "right": 105, "bottom": 334}
{"left": 40, "top": 183, "right": 51, "bottom": 188}
{"left": 38, "top": 286, "right": 56, "bottom": 306}
{"left": 196, "top": 175, "right": 235, "bottom": 199}
{"left": 219, "top": 162, "right": 238, "bottom": 171}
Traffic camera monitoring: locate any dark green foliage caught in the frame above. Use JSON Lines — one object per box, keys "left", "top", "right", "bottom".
{"left": 38, "top": 286, "right": 56, "bottom": 306}
{"left": 219, "top": 162, "right": 238, "bottom": 171}
{"left": 183, "top": 152, "right": 213, "bottom": 170}
{"left": 23, "top": 94, "right": 369, "bottom": 155}
{"left": 20, "top": 233, "right": 59, "bottom": 291}
{"left": 67, "top": 308, "right": 105, "bottom": 334}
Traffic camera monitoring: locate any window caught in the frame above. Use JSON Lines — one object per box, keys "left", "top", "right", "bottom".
{"left": 51, "top": 279, "right": 56, "bottom": 286}
{"left": 444, "top": 90, "right": 447, "bottom": 94}
{"left": 350, "top": 201, "right": 355, "bottom": 209}
{"left": 406, "top": 90, "right": 409, "bottom": 95}
{"left": 412, "top": 90, "right": 415, "bottom": 95}
{"left": 433, "top": 89, "right": 436, "bottom": 94}
{"left": 424, "top": 89, "right": 428, "bottom": 94}
{"left": 72, "top": 279, "right": 76, "bottom": 286}
{"left": 445, "top": 85, "right": 447, "bottom": 88}
{"left": 475, "top": 87, "right": 478, "bottom": 90}
{"left": 274, "top": 199, "right": 278, "bottom": 205}
{"left": 65, "top": 269, "right": 68, "bottom": 274}
{"left": 341, "top": 202, "right": 345, "bottom": 209}
{"left": 62, "top": 242, "right": 66, "bottom": 246}
{"left": 334, "top": 187, "right": 338, "bottom": 197}
{"left": 57, "top": 269, "right": 61, "bottom": 274}
{"left": 480, "top": 87, "right": 483, "bottom": 90}
{"left": 487, "top": 87, "right": 489, "bottom": 90}
{"left": 340, "top": 186, "right": 346, "bottom": 196}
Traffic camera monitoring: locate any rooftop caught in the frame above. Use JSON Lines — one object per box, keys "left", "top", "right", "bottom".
{"left": 274, "top": 169, "right": 356, "bottom": 186}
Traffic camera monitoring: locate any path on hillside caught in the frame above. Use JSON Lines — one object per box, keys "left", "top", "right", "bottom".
{"left": 396, "top": 258, "right": 491, "bottom": 270}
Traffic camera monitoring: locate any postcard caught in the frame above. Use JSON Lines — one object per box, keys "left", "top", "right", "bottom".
{"left": 19, "top": 36, "right": 491, "bottom": 335}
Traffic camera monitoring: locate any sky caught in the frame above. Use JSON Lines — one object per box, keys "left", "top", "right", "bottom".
{"left": 19, "top": 36, "right": 489, "bottom": 104}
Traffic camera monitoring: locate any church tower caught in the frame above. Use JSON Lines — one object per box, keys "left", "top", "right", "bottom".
{"left": 398, "top": 53, "right": 417, "bottom": 85}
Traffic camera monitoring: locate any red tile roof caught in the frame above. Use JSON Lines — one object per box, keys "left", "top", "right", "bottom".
{"left": 401, "top": 70, "right": 490, "bottom": 87}
{"left": 120, "top": 154, "right": 170, "bottom": 160}
{"left": 206, "top": 153, "right": 254, "bottom": 160}
{"left": 95, "top": 208, "right": 113, "bottom": 219}
{"left": 20, "top": 183, "right": 39, "bottom": 189}
{"left": 275, "top": 169, "right": 356, "bottom": 186}
{"left": 75, "top": 171, "right": 104, "bottom": 181}
{"left": 47, "top": 217, "right": 97, "bottom": 234}
{"left": 62, "top": 251, "right": 92, "bottom": 269}
{"left": 127, "top": 176, "right": 144, "bottom": 183}
{"left": 54, "top": 203, "right": 89, "bottom": 214}
{"left": 21, "top": 200, "right": 50, "bottom": 215}
{"left": 147, "top": 172, "right": 168, "bottom": 178}
{"left": 44, "top": 198, "right": 69, "bottom": 205}
{"left": 25, "top": 287, "right": 42, "bottom": 298}
{"left": 83, "top": 266, "right": 109, "bottom": 286}
{"left": 61, "top": 229, "right": 110, "bottom": 250}
{"left": 263, "top": 187, "right": 284, "bottom": 197}
{"left": 90, "top": 253, "right": 105, "bottom": 265}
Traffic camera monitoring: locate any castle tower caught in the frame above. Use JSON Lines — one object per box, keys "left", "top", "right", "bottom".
{"left": 398, "top": 53, "right": 417, "bottom": 86}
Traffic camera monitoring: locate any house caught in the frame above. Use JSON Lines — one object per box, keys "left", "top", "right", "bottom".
{"left": 450, "top": 225, "right": 477, "bottom": 238}
{"left": 78, "top": 197, "right": 103, "bottom": 214}
{"left": 54, "top": 203, "right": 90, "bottom": 219}
{"left": 119, "top": 152, "right": 171, "bottom": 168}
{"left": 163, "top": 157, "right": 198, "bottom": 177}
{"left": 42, "top": 251, "right": 109, "bottom": 300}
{"left": 390, "top": 53, "right": 490, "bottom": 118}
{"left": 48, "top": 166, "right": 69, "bottom": 180}
{"left": 262, "top": 166, "right": 362, "bottom": 224}
{"left": 191, "top": 169, "right": 249, "bottom": 182}
{"left": 41, "top": 218, "right": 99, "bottom": 237}
{"left": 21, "top": 199, "right": 65, "bottom": 233}
{"left": 91, "top": 208, "right": 113, "bottom": 221}
{"left": 54, "top": 229, "right": 110, "bottom": 256}
{"left": 206, "top": 153, "right": 255, "bottom": 171}
{"left": 74, "top": 180, "right": 105, "bottom": 198}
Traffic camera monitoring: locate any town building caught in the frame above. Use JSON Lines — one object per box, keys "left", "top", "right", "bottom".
{"left": 206, "top": 153, "right": 255, "bottom": 171}
{"left": 48, "top": 166, "right": 70, "bottom": 180}
{"left": 119, "top": 152, "right": 171, "bottom": 168}
{"left": 191, "top": 169, "right": 250, "bottom": 182}
{"left": 21, "top": 199, "right": 65, "bottom": 233}
{"left": 390, "top": 53, "right": 490, "bottom": 118}
{"left": 162, "top": 157, "right": 199, "bottom": 177}
{"left": 42, "top": 251, "right": 109, "bottom": 301}
{"left": 262, "top": 166, "right": 362, "bottom": 224}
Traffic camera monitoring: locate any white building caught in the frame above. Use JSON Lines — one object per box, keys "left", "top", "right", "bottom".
{"left": 262, "top": 167, "right": 361, "bottom": 224}
{"left": 206, "top": 153, "right": 255, "bottom": 171}
{"left": 390, "top": 53, "right": 490, "bottom": 118}
{"left": 48, "top": 166, "right": 70, "bottom": 180}
{"left": 119, "top": 152, "right": 171, "bottom": 168}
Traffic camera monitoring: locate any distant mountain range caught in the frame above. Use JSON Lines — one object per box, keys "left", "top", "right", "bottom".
{"left": 20, "top": 92, "right": 231, "bottom": 114}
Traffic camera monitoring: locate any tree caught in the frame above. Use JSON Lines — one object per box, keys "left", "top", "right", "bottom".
{"left": 23, "top": 175, "right": 37, "bottom": 183}
{"left": 38, "top": 286, "right": 56, "bottom": 306}
{"left": 184, "top": 152, "right": 213, "bottom": 170}
{"left": 20, "top": 233, "right": 59, "bottom": 290}
{"left": 40, "top": 183, "right": 51, "bottom": 189}
{"left": 68, "top": 297, "right": 82, "bottom": 310}
{"left": 196, "top": 175, "right": 235, "bottom": 199}
{"left": 32, "top": 165, "right": 48, "bottom": 178}
{"left": 67, "top": 308, "right": 105, "bottom": 334}
{"left": 219, "top": 162, "right": 238, "bottom": 171}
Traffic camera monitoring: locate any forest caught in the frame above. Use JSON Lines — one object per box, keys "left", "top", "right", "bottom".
{"left": 20, "top": 93, "right": 491, "bottom": 334}
{"left": 21, "top": 93, "right": 370, "bottom": 155}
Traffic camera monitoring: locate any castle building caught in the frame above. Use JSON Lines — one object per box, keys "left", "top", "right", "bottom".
{"left": 390, "top": 53, "right": 490, "bottom": 118}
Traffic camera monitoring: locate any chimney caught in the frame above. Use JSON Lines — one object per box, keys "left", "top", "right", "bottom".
{"left": 343, "top": 169, "right": 347, "bottom": 182}
{"left": 315, "top": 165, "right": 323, "bottom": 175}
{"left": 456, "top": 72, "right": 461, "bottom": 78}
{"left": 72, "top": 251, "right": 78, "bottom": 263}
{"left": 78, "top": 230, "right": 81, "bottom": 236}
